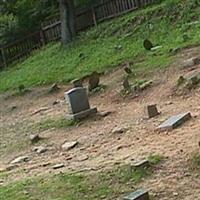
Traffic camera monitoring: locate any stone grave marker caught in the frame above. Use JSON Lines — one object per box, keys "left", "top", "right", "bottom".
{"left": 88, "top": 71, "right": 100, "bottom": 91}
{"left": 64, "top": 87, "right": 97, "bottom": 120}
{"left": 143, "top": 39, "right": 153, "bottom": 50}
{"left": 123, "top": 189, "right": 149, "bottom": 200}
{"left": 157, "top": 112, "right": 191, "bottom": 132}
{"left": 144, "top": 104, "right": 160, "bottom": 118}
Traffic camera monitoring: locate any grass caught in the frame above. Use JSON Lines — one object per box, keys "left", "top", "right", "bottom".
{"left": 31, "top": 117, "right": 78, "bottom": 132}
{"left": 0, "top": 0, "right": 200, "bottom": 92}
{"left": 0, "top": 157, "right": 162, "bottom": 200}
{"left": 190, "top": 152, "right": 200, "bottom": 170}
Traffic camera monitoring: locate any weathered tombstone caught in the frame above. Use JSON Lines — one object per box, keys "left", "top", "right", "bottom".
{"left": 64, "top": 87, "right": 97, "bottom": 120}
{"left": 144, "top": 104, "right": 160, "bottom": 118}
{"left": 88, "top": 71, "right": 100, "bottom": 91}
{"left": 71, "top": 78, "right": 83, "bottom": 88}
{"left": 157, "top": 112, "right": 191, "bottom": 132}
{"left": 143, "top": 39, "right": 153, "bottom": 50}
{"left": 123, "top": 189, "right": 149, "bottom": 200}
{"left": 123, "top": 78, "right": 131, "bottom": 92}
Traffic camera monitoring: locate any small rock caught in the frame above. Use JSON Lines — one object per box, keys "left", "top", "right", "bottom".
{"left": 71, "top": 79, "right": 83, "bottom": 88}
{"left": 112, "top": 127, "right": 126, "bottom": 134}
{"left": 29, "top": 134, "right": 40, "bottom": 143}
{"left": 151, "top": 46, "right": 162, "bottom": 51}
{"left": 33, "top": 146, "right": 47, "bottom": 154}
{"left": 132, "top": 159, "right": 150, "bottom": 169}
{"left": 143, "top": 39, "right": 153, "bottom": 50}
{"left": 49, "top": 83, "right": 60, "bottom": 93}
{"left": 11, "top": 156, "right": 29, "bottom": 164}
{"left": 140, "top": 80, "right": 153, "bottom": 90}
{"left": 173, "top": 192, "right": 179, "bottom": 196}
{"left": 98, "top": 111, "right": 112, "bottom": 117}
{"left": 77, "top": 155, "right": 89, "bottom": 162}
{"left": 52, "top": 163, "right": 65, "bottom": 169}
{"left": 62, "top": 141, "right": 78, "bottom": 151}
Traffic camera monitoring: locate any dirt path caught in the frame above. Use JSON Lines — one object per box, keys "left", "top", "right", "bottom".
{"left": 0, "top": 46, "right": 200, "bottom": 199}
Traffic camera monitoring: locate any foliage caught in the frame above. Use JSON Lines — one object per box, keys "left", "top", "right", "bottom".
{"left": 0, "top": 0, "right": 200, "bottom": 92}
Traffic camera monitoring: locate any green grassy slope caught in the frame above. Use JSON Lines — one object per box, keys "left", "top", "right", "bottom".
{"left": 0, "top": 0, "right": 200, "bottom": 92}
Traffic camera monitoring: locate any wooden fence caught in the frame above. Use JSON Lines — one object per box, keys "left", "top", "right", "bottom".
{"left": 0, "top": 0, "right": 157, "bottom": 69}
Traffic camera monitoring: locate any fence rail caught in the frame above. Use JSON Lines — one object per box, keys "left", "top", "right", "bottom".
{"left": 0, "top": 0, "right": 157, "bottom": 69}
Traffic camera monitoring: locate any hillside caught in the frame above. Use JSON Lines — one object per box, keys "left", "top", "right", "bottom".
{"left": 1, "top": 1, "right": 200, "bottom": 200}
{"left": 0, "top": 0, "right": 199, "bottom": 92}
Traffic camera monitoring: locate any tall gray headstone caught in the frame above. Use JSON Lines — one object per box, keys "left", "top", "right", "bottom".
{"left": 64, "top": 87, "right": 97, "bottom": 120}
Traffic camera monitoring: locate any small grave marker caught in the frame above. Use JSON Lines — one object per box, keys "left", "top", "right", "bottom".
{"left": 88, "top": 71, "right": 100, "bottom": 91}
{"left": 144, "top": 104, "right": 160, "bottom": 118}
{"left": 157, "top": 112, "right": 191, "bottom": 131}
{"left": 64, "top": 87, "right": 97, "bottom": 120}
{"left": 123, "top": 189, "right": 149, "bottom": 200}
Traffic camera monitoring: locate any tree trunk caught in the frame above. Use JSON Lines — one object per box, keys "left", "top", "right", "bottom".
{"left": 59, "top": 0, "right": 76, "bottom": 46}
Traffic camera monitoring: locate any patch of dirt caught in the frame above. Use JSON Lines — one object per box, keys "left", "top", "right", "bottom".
{"left": 1, "top": 46, "right": 200, "bottom": 199}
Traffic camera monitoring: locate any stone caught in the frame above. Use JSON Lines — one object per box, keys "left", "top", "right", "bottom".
{"left": 98, "top": 111, "right": 112, "bottom": 117}
{"left": 77, "top": 155, "right": 89, "bottom": 162}
{"left": 62, "top": 141, "right": 78, "bottom": 151}
{"left": 143, "top": 39, "right": 153, "bottom": 50}
{"left": 140, "top": 80, "right": 153, "bottom": 90}
{"left": 112, "top": 127, "right": 125, "bottom": 134}
{"left": 157, "top": 112, "right": 192, "bottom": 131}
{"left": 123, "top": 189, "right": 150, "bottom": 200}
{"left": 29, "top": 134, "right": 40, "bottom": 143}
{"left": 88, "top": 71, "right": 100, "bottom": 91}
{"left": 52, "top": 163, "right": 65, "bottom": 169}
{"left": 33, "top": 146, "right": 47, "bottom": 154}
{"left": 49, "top": 83, "right": 60, "bottom": 93}
{"left": 151, "top": 46, "right": 162, "bottom": 51}
{"left": 64, "top": 87, "right": 97, "bottom": 120}
{"left": 132, "top": 160, "right": 150, "bottom": 169}
{"left": 144, "top": 104, "right": 160, "bottom": 118}
{"left": 11, "top": 156, "right": 29, "bottom": 164}
{"left": 71, "top": 79, "right": 83, "bottom": 88}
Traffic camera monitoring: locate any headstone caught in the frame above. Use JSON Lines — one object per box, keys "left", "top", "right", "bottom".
{"left": 71, "top": 79, "right": 83, "bottom": 88}
{"left": 64, "top": 87, "right": 97, "bottom": 120}
{"left": 157, "top": 112, "right": 191, "bottom": 132}
{"left": 144, "top": 104, "right": 160, "bottom": 118}
{"left": 123, "top": 78, "right": 131, "bottom": 91}
{"left": 10, "top": 156, "right": 29, "bottom": 164}
{"left": 52, "top": 163, "right": 65, "bottom": 169}
{"left": 123, "top": 189, "right": 149, "bottom": 200}
{"left": 88, "top": 71, "right": 100, "bottom": 91}
{"left": 143, "top": 39, "right": 153, "bottom": 50}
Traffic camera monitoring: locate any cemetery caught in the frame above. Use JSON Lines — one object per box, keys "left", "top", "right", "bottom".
{"left": 0, "top": 0, "right": 200, "bottom": 199}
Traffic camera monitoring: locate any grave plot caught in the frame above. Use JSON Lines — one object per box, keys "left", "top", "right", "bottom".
{"left": 64, "top": 87, "right": 97, "bottom": 120}
{"left": 157, "top": 112, "right": 192, "bottom": 132}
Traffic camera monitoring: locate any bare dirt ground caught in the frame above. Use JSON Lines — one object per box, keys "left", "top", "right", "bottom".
{"left": 0, "top": 46, "right": 200, "bottom": 199}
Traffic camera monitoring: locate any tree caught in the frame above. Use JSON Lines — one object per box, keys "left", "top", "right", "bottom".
{"left": 59, "top": 0, "right": 76, "bottom": 46}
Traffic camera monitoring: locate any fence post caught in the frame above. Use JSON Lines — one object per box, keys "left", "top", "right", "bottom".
{"left": 40, "top": 29, "right": 46, "bottom": 46}
{"left": 1, "top": 48, "right": 7, "bottom": 68}
{"left": 92, "top": 6, "right": 97, "bottom": 26}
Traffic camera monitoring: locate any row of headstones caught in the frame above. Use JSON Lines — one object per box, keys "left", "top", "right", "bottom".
{"left": 65, "top": 86, "right": 191, "bottom": 131}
